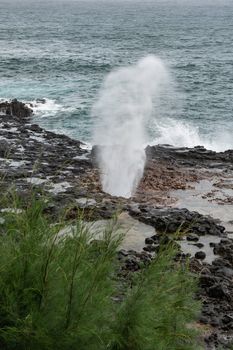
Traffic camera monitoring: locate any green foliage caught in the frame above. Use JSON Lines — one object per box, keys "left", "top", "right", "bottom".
{"left": 0, "top": 194, "right": 203, "bottom": 349}
{"left": 111, "top": 246, "right": 201, "bottom": 350}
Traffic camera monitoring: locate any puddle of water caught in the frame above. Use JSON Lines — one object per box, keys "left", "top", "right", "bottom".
{"left": 29, "top": 134, "right": 50, "bottom": 145}
{"left": 89, "top": 212, "right": 156, "bottom": 252}
{"left": 73, "top": 154, "right": 89, "bottom": 160}
{"left": 116, "top": 212, "right": 155, "bottom": 251}
{"left": 171, "top": 179, "right": 233, "bottom": 232}
{"left": 6, "top": 127, "right": 20, "bottom": 133}
{"left": 58, "top": 212, "right": 155, "bottom": 252}
{"left": 179, "top": 235, "right": 221, "bottom": 264}
{"left": 25, "top": 177, "right": 48, "bottom": 185}
{"left": 56, "top": 210, "right": 222, "bottom": 263}
{"left": 75, "top": 198, "right": 97, "bottom": 207}
{"left": 48, "top": 181, "right": 72, "bottom": 194}
{"left": 0, "top": 158, "right": 28, "bottom": 168}
{"left": 171, "top": 178, "right": 233, "bottom": 263}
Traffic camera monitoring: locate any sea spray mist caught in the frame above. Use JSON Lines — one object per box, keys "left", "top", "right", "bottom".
{"left": 93, "top": 55, "right": 169, "bottom": 198}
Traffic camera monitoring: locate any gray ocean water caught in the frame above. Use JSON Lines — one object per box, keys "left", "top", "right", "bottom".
{"left": 0, "top": 0, "right": 233, "bottom": 150}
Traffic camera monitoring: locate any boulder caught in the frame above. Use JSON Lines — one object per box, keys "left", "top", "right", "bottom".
{"left": 0, "top": 99, "right": 32, "bottom": 119}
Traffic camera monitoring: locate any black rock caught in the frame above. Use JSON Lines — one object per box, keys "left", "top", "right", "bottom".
{"left": 199, "top": 274, "right": 219, "bottom": 288}
{"left": 143, "top": 244, "right": 159, "bottom": 253}
{"left": 0, "top": 99, "right": 32, "bottom": 119}
{"left": 222, "top": 314, "right": 233, "bottom": 325}
{"left": 195, "top": 251, "right": 206, "bottom": 260}
{"left": 186, "top": 233, "right": 199, "bottom": 242}
{"left": 145, "top": 237, "right": 155, "bottom": 245}
{"left": 158, "top": 235, "right": 171, "bottom": 245}
{"left": 218, "top": 267, "right": 233, "bottom": 278}
{"left": 118, "top": 249, "right": 128, "bottom": 259}
{"left": 199, "top": 315, "right": 209, "bottom": 324}
{"left": 208, "top": 284, "right": 230, "bottom": 300}
{"left": 130, "top": 206, "right": 225, "bottom": 238}
{"left": 210, "top": 317, "right": 221, "bottom": 327}
{"left": 193, "top": 242, "right": 204, "bottom": 249}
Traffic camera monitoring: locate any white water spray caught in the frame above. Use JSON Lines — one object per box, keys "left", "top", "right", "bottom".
{"left": 93, "top": 55, "right": 170, "bottom": 198}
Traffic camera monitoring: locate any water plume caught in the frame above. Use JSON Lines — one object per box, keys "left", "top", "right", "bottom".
{"left": 92, "top": 55, "right": 170, "bottom": 198}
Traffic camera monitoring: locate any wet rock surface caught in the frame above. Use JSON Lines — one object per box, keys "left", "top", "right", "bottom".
{"left": 0, "top": 101, "right": 233, "bottom": 349}
{"left": 116, "top": 224, "right": 233, "bottom": 349}
{"left": 0, "top": 101, "right": 100, "bottom": 216}
{"left": 192, "top": 237, "right": 233, "bottom": 349}
{"left": 0, "top": 99, "right": 32, "bottom": 119}
{"left": 146, "top": 144, "right": 233, "bottom": 168}
{"left": 128, "top": 205, "right": 226, "bottom": 237}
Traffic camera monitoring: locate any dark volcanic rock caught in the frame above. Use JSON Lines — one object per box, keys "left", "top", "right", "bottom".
{"left": 0, "top": 103, "right": 100, "bottom": 218}
{"left": 145, "top": 237, "right": 155, "bottom": 245}
{"left": 195, "top": 251, "right": 206, "bottom": 260}
{"left": 199, "top": 274, "right": 219, "bottom": 288}
{"left": 143, "top": 244, "right": 159, "bottom": 253}
{"left": 0, "top": 99, "right": 32, "bottom": 119}
{"left": 146, "top": 144, "right": 233, "bottom": 167}
{"left": 208, "top": 284, "right": 230, "bottom": 300}
{"left": 193, "top": 242, "right": 204, "bottom": 249}
{"left": 187, "top": 233, "right": 199, "bottom": 241}
{"left": 195, "top": 236, "right": 233, "bottom": 349}
{"left": 128, "top": 205, "right": 225, "bottom": 237}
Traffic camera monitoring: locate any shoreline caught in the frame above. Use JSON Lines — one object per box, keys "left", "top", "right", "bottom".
{"left": 2, "top": 97, "right": 233, "bottom": 154}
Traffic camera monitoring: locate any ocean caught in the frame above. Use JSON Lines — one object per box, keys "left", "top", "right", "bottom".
{"left": 0, "top": 0, "right": 233, "bottom": 150}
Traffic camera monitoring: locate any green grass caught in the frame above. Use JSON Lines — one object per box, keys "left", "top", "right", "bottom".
{"left": 0, "top": 193, "right": 203, "bottom": 349}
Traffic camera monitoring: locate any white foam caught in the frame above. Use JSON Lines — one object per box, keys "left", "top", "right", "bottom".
{"left": 151, "top": 119, "right": 233, "bottom": 152}
{"left": 80, "top": 142, "right": 92, "bottom": 151}
{"left": 25, "top": 98, "right": 75, "bottom": 118}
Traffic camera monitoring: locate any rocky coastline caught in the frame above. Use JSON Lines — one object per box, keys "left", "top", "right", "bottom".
{"left": 0, "top": 100, "right": 233, "bottom": 349}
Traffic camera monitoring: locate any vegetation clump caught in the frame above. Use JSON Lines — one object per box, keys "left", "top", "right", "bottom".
{"left": 0, "top": 194, "right": 202, "bottom": 349}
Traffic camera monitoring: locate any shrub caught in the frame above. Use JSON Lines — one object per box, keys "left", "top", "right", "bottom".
{"left": 0, "top": 194, "right": 202, "bottom": 349}
{"left": 111, "top": 246, "right": 201, "bottom": 350}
